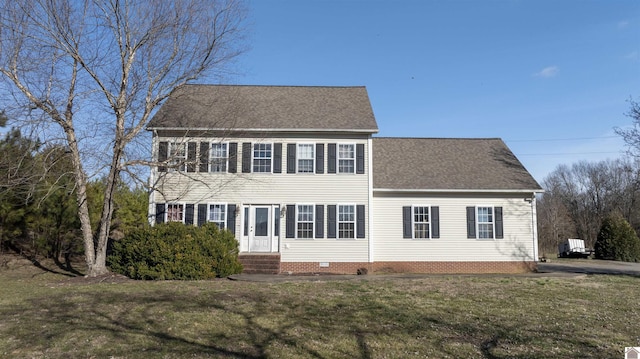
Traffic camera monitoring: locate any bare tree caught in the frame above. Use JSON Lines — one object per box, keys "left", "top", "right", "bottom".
{"left": 616, "top": 98, "right": 640, "bottom": 158}
{"left": 0, "top": 0, "right": 246, "bottom": 276}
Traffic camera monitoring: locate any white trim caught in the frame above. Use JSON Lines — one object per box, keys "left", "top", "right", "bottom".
{"left": 411, "top": 205, "right": 432, "bottom": 240}
{"left": 337, "top": 203, "right": 356, "bottom": 239}
{"left": 295, "top": 203, "right": 315, "bottom": 239}
{"left": 296, "top": 142, "right": 315, "bottom": 174}
{"left": 531, "top": 194, "right": 539, "bottom": 261}
{"left": 251, "top": 142, "right": 274, "bottom": 173}
{"left": 149, "top": 132, "right": 158, "bottom": 225}
{"left": 367, "top": 136, "right": 374, "bottom": 262}
{"left": 375, "top": 188, "right": 544, "bottom": 194}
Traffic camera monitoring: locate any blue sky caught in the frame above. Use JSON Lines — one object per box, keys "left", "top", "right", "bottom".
{"left": 234, "top": 0, "right": 640, "bottom": 183}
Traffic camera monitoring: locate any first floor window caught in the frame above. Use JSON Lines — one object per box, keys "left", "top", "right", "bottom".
{"left": 297, "top": 205, "right": 314, "bottom": 238}
{"left": 338, "top": 205, "right": 355, "bottom": 239}
{"left": 210, "top": 143, "right": 228, "bottom": 172}
{"left": 208, "top": 204, "right": 226, "bottom": 229}
{"left": 413, "top": 206, "right": 430, "bottom": 239}
{"left": 167, "top": 203, "right": 184, "bottom": 222}
{"left": 338, "top": 144, "right": 355, "bottom": 173}
{"left": 253, "top": 143, "right": 272, "bottom": 173}
{"left": 477, "top": 207, "right": 494, "bottom": 239}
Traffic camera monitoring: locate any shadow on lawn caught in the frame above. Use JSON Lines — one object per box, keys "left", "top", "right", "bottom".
{"left": 0, "top": 282, "right": 612, "bottom": 358}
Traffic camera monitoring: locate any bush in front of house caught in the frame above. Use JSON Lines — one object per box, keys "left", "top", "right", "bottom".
{"left": 595, "top": 214, "right": 640, "bottom": 262}
{"left": 108, "top": 222, "right": 243, "bottom": 279}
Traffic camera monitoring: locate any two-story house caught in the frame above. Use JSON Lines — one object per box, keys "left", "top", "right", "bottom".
{"left": 147, "top": 84, "right": 543, "bottom": 274}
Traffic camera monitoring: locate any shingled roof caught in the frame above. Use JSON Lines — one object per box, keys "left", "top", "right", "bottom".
{"left": 148, "top": 84, "right": 378, "bottom": 132}
{"left": 373, "top": 137, "right": 542, "bottom": 191}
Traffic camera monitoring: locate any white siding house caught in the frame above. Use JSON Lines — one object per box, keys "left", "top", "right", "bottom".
{"left": 147, "top": 85, "right": 543, "bottom": 274}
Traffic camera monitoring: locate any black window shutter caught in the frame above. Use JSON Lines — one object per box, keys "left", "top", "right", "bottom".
{"left": 227, "top": 204, "right": 236, "bottom": 234}
{"left": 197, "top": 204, "right": 207, "bottom": 226}
{"left": 242, "top": 143, "right": 251, "bottom": 173}
{"left": 274, "top": 207, "right": 280, "bottom": 236}
{"left": 316, "top": 143, "right": 324, "bottom": 174}
{"left": 228, "top": 142, "right": 237, "bottom": 173}
{"left": 287, "top": 143, "right": 296, "bottom": 173}
{"left": 185, "top": 204, "right": 194, "bottom": 225}
{"left": 356, "top": 143, "right": 365, "bottom": 174}
{"left": 431, "top": 206, "right": 440, "bottom": 238}
{"left": 327, "top": 205, "right": 337, "bottom": 238}
{"left": 286, "top": 204, "right": 295, "bottom": 238}
{"left": 495, "top": 207, "right": 504, "bottom": 239}
{"left": 328, "top": 143, "right": 336, "bottom": 174}
{"left": 315, "top": 205, "right": 324, "bottom": 238}
{"left": 155, "top": 203, "right": 166, "bottom": 224}
{"left": 187, "top": 142, "right": 197, "bottom": 172}
{"left": 402, "top": 206, "right": 412, "bottom": 238}
{"left": 158, "top": 142, "right": 168, "bottom": 172}
{"left": 467, "top": 207, "right": 476, "bottom": 239}
{"left": 199, "top": 142, "right": 209, "bottom": 172}
{"left": 273, "top": 143, "right": 282, "bottom": 173}
{"left": 356, "top": 205, "right": 365, "bottom": 238}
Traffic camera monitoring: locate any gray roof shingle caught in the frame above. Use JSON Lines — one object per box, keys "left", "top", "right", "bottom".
{"left": 148, "top": 84, "right": 379, "bottom": 132}
{"left": 373, "top": 137, "right": 542, "bottom": 191}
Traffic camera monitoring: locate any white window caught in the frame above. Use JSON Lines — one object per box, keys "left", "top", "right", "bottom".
{"left": 338, "top": 204, "right": 355, "bottom": 239}
{"left": 477, "top": 207, "right": 494, "bottom": 239}
{"left": 413, "top": 206, "right": 430, "bottom": 239}
{"left": 297, "top": 204, "right": 314, "bottom": 238}
{"left": 166, "top": 203, "right": 184, "bottom": 222}
{"left": 253, "top": 143, "right": 272, "bottom": 173}
{"left": 208, "top": 204, "right": 226, "bottom": 229}
{"left": 168, "top": 142, "right": 186, "bottom": 172}
{"left": 297, "top": 144, "right": 314, "bottom": 173}
{"left": 338, "top": 144, "right": 355, "bottom": 173}
{"left": 210, "top": 143, "right": 228, "bottom": 173}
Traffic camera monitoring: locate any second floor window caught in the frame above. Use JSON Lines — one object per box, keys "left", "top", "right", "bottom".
{"left": 210, "top": 143, "right": 228, "bottom": 173}
{"left": 338, "top": 144, "right": 355, "bottom": 173}
{"left": 169, "top": 142, "right": 186, "bottom": 172}
{"left": 297, "top": 144, "right": 314, "bottom": 173}
{"left": 253, "top": 143, "right": 272, "bottom": 173}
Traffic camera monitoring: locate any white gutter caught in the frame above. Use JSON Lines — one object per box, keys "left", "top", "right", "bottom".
{"left": 531, "top": 193, "right": 539, "bottom": 262}
{"left": 374, "top": 188, "right": 545, "bottom": 194}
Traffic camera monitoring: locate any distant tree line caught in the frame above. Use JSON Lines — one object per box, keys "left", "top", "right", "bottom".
{"left": 0, "top": 119, "right": 148, "bottom": 268}
{"left": 537, "top": 99, "right": 640, "bottom": 257}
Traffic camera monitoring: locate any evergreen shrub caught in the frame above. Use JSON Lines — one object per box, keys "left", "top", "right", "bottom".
{"left": 595, "top": 214, "right": 640, "bottom": 262}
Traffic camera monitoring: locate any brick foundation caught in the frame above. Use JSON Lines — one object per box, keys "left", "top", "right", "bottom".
{"left": 279, "top": 261, "right": 536, "bottom": 275}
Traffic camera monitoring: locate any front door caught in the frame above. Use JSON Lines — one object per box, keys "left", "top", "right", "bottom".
{"left": 250, "top": 206, "right": 272, "bottom": 252}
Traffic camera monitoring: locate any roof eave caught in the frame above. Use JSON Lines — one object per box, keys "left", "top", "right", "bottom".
{"left": 373, "top": 188, "right": 544, "bottom": 194}
{"left": 146, "top": 126, "right": 379, "bottom": 134}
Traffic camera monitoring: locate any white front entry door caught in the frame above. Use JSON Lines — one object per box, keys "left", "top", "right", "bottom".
{"left": 250, "top": 206, "right": 272, "bottom": 252}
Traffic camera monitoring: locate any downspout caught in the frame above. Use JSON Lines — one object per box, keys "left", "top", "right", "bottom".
{"left": 531, "top": 193, "right": 539, "bottom": 262}
{"left": 367, "top": 136, "right": 374, "bottom": 269}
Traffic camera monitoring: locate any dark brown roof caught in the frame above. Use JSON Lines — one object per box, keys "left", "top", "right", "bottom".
{"left": 148, "top": 84, "right": 378, "bottom": 132}
{"left": 373, "top": 137, "right": 542, "bottom": 191}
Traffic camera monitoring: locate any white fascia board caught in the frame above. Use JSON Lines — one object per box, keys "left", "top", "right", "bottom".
{"left": 374, "top": 188, "right": 544, "bottom": 194}
{"left": 146, "top": 126, "right": 379, "bottom": 134}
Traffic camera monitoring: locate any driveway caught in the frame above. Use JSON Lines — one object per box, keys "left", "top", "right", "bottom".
{"left": 537, "top": 259, "right": 640, "bottom": 276}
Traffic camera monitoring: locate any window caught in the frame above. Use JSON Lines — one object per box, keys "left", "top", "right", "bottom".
{"left": 166, "top": 203, "right": 184, "bottom": 222}
{"left": 208, "top": 204, "right": 226, "bottom": 229}
{"left": 338, "top": 144, "right": 355, "bottom": 173}
{"left": 210, "top": 143, "right": 228, "bottom": 172}
{"left": 297, "top": 205, "right": 314, "bottom": 238}
{"left": 297, "top": 144, "right": 314, "bottom": 173}
{"left": 477, "top": 207, "right": 494, "bottom": 239}
{"left": 253, "top": 143, "right": 272, "bottom": 173}
{"left": 413, "top": 206, "right": 430, "bottom": 239}
{"left": 338, "top": 205, "right": 355, "bottom": 239}
{"left": 169, "top": 142, "right": 186, "bottom": 172}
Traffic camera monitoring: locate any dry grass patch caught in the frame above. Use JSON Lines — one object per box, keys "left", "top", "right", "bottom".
{"left": 0, "top": 255, "right": 639, "bottom": 358}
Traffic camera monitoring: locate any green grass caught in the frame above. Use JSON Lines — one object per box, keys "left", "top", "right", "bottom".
{"left": 1, "top": 257, "right": 639, "bottom": 358}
